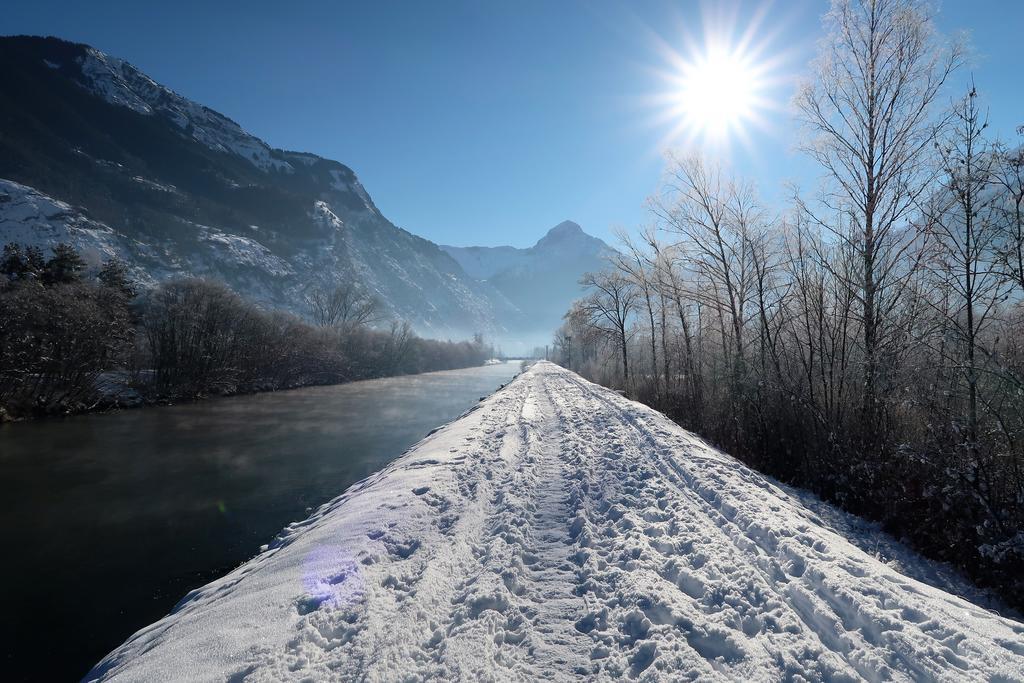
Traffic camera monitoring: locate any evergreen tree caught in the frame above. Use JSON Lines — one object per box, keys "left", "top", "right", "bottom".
{"left": 25, "top": 246, "right": 45, "bottom": 276}
{"left": 1, "top": 243, "right": 27, "bottom": 283}
{"left": 43, "top": 243, "right": 86, "bottom": 285}
{"left": 98, "top": 258, "right": 137, "bottom": 298}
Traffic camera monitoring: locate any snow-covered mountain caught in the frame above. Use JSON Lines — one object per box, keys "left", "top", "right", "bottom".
{"left": 443, "top": 221, "right": 616, "bottom": 349}
{"left": 0, "top": 36, "right": 521, "bottom": 339}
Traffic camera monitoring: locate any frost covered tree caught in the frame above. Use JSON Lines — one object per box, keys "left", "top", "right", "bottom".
{"left": 995, "top": 126, "right": 1024, "bottom": 292}
{"left": 925, "top": 85, "right": 1005, "bottom": 451}
{"left": 650, "top": 154, "right": 772, "bottom": 439}
{"left": 795, "top": 0, "right": 962, "bottom": 433}
{"left": 550, "top": 0, "right": 1024, "bottom": 611}
{"left": 577, "top": 270, "right": 638, "bottom": 388}
{"left": 613, "top": 231, "right": 662, "bottom": 402}
{"left": 0, "top": 243, "right": 133, "bottom": 416}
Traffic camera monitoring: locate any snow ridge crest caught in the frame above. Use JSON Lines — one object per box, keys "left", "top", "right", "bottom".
{"left": 75, "top": 46, "right": 293, "bottom": 173}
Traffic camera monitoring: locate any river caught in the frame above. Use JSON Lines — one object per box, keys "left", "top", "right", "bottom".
{"left": 0, "top": 361, "right": 521, "bottom": 681}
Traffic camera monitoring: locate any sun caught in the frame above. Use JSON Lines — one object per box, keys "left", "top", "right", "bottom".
{"left": 644, "top": 6, "right": 784, "bottom": 151}
{"left": 675, "top": 45, "right": 759, "bottom": 142}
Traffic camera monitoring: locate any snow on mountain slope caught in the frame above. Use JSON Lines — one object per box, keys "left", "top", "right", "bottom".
{"left": 0, "top": 179, "right": 154, "bottom": 283}
{"left": 0, "top": 36, "right": 519, "bottom": 338}
{"left": 0, "top": 178, "right": 293, "bottom": 288}
{"left": 76, "top": 46, "right": 293, "bottom": 173}
{"left": 442, "top": 243, "right": 523, "bottom": 280}
{"left": 0, "top": 177, "right": 508, "bottom": 334}
{"left": 87, "top": 363, "right": 1024, "bottom": 682}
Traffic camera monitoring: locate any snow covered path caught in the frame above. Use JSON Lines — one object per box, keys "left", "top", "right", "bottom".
{"left": 89, "top": 363, "right": 1024, "bottom": 682}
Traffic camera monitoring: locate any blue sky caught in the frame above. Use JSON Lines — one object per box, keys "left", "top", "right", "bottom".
{"left": 6, "top": 0, "right": 1023, "bottom": 247}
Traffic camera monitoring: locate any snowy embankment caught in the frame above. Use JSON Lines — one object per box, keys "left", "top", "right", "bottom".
{"left": 88, "top": 363, "right": 1024, "bottom": 681}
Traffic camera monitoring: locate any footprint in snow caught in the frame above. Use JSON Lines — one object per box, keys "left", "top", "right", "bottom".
{"left": 383, "top": 537, "right": 421, "bottom": 560}
{"left": 296, "top": 546, "right": 365, "bottom": 614}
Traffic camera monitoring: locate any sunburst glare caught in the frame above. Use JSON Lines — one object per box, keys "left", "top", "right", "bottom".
{"left": 673, "top": 43, "right": 761, "bottom": 142}
{"left": 643, "top": 3, "right": 789, "bottom": 153}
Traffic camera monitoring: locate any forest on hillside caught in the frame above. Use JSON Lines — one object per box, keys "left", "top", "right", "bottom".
{"left": 556, "top": 0, "right": 1024, "bottom": 610}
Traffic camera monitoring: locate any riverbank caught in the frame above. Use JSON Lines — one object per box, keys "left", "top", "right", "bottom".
{"left": 0, "top": 358, "right": 514, "bottom": 423}
{"left": 0, "top": 362, "right": 522, "bottom": 681}
{"left": 1, "top": 253, "right": 501, "bottom": 421}
{"left": 88, "top": 363, "right": 1023, "bottom": 681}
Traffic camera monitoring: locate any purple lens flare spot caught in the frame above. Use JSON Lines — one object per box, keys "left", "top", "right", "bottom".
{"left": 299, "top": 544, "right": 365, "bottom": 613}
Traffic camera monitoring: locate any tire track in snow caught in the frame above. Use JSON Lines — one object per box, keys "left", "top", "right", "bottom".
{"left": 556, "top": 370, "right": 1021, "bottom": 681}
{"left": 544, "top": 371, "right": 765, "bottom": 678}
{"left": 88, "top": 363, "right": 1024, "bottom": 683}
{"left": 557, "top": 373, "right": 874, "bottom": 679}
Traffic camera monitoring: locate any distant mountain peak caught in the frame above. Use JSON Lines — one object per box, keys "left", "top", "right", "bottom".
{"left": 533, "top": 219, "right": 606, "bottom": 252}
{"left": 545, "top": 220, "right": 583, "bottom": 238}
{"left": 441, "top": 222, "right": 616, "bottom": 350}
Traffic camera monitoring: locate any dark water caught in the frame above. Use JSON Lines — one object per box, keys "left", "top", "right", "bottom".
{"left": 0, "top": 362, "right": 520, "bottom": 681}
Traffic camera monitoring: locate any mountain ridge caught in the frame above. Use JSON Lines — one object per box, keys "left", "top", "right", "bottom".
{"left": 0, "top": 35, "right": 607, "bottom": 352}
{"left": 442, "top": 220, "right": 616, "bottom": 347}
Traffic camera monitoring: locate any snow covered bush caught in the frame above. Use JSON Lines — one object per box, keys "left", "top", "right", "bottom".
{"left": 0, "top": 243, "right": 134, "bottom": 416}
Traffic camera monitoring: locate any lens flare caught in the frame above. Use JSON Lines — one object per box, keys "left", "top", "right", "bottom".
{"left": 299, "top": 545, "right": 365, "bottom": 613}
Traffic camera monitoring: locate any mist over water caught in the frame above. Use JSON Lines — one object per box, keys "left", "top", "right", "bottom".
{"left": 0, "top": 362, "right": 519, "bottom": 681}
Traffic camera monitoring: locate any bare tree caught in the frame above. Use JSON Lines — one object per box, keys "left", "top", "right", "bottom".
{"left": 639, "top": 227, "right": 677, "bottom": 399}
{"left": 613, "top": 230, "right": 662, "bottom": 402}
{"left": 795, "top": 0, "right": 961, "bottom": 429}
{"left": 925, "top": 85, "right": 1005, "bottom": 450}
{"left": 381, "top": 321, "right": 415, "bottom": 375}
{"left": 653, "top": 239, "right": 704, "bottom": 415}
{"left": 306, "top": 279, "right": 381, "bottom": 330}
{"left": 995, "top": 126, "right": 1024, "bottom": 292}
{"left": 652, "top": 154, "right": 764, "bottom": 426}
{"left": 553, "top": 73, "right": 1024, "bottom": 607}
{"left": 557, "top": 302, "right": 605, "bottom": 375}
{"left": 578, "top": 270, "right": 638, "bottom": 388}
